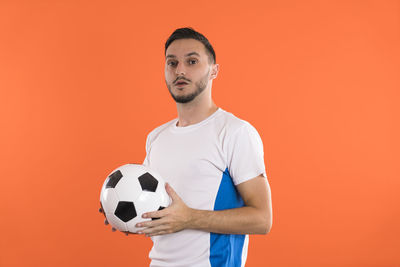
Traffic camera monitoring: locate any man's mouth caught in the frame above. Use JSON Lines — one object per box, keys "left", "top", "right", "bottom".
{"left": 175, "top": 80, "right": 189, "bottom": 86}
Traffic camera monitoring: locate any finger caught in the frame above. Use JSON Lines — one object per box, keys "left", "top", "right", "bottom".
{"left": 104, "top": 219, "right": 109, "bottom": 225}
{"left": 151, "top": 206, "right": 166, "bottom": 220}
{"left": 111, "top": 227, "right": 116, "bottom": 232}
{"left": 142, "top": 209, "right": 166, "bottom": 220}
{"left": 136, "top": 217, "right": 165, "bottom": 228}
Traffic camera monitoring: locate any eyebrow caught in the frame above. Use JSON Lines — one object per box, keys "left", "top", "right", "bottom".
{"left": 166, "top": 52, "right": 201, "bottom": 59}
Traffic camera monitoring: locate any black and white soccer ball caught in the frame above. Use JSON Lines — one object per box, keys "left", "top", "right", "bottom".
{"left": 99, "top": 164, "right": 170, "bottom": 233}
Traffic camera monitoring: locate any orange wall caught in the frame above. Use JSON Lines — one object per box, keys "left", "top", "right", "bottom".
{"left": 1, "top": 0, "right": 399, "bottom": 266}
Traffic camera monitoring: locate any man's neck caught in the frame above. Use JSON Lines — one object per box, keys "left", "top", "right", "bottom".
{"left": 176, "top": 100, "right": 218, "bottom": 127}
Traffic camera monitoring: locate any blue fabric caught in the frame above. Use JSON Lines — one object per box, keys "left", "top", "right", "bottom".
{"left": 210, "top": 168, "right": 246, "bottom": 267}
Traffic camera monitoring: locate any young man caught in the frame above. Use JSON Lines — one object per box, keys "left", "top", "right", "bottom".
{"left": 103, "top": 27, "right": 272, "bottom": 267}
{"left": 139, "top": 27, "right": 272, "bottom": 267}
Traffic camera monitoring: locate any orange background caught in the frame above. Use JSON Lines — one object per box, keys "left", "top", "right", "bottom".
{"left": 1, "top": 0, "right": 399, "bottom": 266}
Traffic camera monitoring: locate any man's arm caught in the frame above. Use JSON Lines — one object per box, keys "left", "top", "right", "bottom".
{"left": 136, "top": 175, "right": 272, "bottom": 237}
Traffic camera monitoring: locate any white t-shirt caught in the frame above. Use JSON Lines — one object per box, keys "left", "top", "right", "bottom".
{"left": 143, "top": 108, "right": 267, "bottom": 267}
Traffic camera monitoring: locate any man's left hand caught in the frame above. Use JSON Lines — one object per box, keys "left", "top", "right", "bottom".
{"left": 135, "top": 183, "right": 193, "bottom": 237}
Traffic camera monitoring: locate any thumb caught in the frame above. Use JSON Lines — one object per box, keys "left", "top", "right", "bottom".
{"left": 165, "top": 183, "right": 180, "bottom": 202}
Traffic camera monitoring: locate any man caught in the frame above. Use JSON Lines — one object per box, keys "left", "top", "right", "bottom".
{"left": 104, "top": 27, "right": 272, "bottom": 267}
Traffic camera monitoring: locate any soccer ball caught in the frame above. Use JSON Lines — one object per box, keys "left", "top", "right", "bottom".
{"left": 99, "top": 164, "right": 170, "bottom": 233}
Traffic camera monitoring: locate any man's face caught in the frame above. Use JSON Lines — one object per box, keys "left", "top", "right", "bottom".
{"left": 165, "top": 38, "right": 215, "bottom": 104}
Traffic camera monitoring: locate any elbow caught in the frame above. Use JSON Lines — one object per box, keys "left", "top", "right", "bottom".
{"left": 253, "top": 217, "right": 272, "bottom": 235}
{"left": 259, "top": 213, "right": 272, "bottom": 235}
{"left": 264, "top": 222, "right": 272, "bottom": 234}
{"left": 259, "top": 222, "right": 272, "bottom": 235}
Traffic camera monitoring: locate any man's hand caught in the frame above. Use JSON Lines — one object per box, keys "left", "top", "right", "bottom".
{"left": 135, "top": 183, "right": 193, "bottom": 237}
{"left": 98, "top": 206, "right": 133, "bottom": 236}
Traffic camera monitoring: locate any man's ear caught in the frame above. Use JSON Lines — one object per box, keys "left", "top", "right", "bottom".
{"left": 210, "top": 63, "right": 219, "bottom": 80}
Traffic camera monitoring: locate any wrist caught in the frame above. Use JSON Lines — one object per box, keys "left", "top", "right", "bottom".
{"left": 186, "top": 208, "right": 207, "bottom": 231}
{"left": 186, "top": 207, "right": 196, "bottom": 229}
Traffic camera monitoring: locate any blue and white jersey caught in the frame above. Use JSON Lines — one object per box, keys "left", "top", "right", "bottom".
{"left": 143, "top": 108, "right": 267, "bottom": 267}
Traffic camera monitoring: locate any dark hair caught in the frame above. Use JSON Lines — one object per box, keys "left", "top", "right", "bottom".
{"left": 165, "top": 27, "right": 216, "bottom": 64}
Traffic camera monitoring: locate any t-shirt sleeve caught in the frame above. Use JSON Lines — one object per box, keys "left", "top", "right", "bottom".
{"left": 142, "top": 133, "right": 151, "bottom": 167}
{"left": 226, "top": 122, "right": 267, "bottom": 185}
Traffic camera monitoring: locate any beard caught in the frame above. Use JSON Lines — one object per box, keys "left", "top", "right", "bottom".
{"left": 167, "top": 70, "right": 210, "bottom": 104}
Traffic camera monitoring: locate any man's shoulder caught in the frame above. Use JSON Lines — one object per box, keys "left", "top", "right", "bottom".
{"left": 146, "top": 118, "right": 176, "bottom": 143}
{"left": 217, "top": 108, "right": 255, "bottom": 133}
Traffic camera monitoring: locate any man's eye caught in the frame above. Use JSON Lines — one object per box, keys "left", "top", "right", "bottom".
{"left": 168, "top": 61, "right": 177, "bottom": 66}
{"left": 189, "top": 59, "right": 197, "bottom": 64}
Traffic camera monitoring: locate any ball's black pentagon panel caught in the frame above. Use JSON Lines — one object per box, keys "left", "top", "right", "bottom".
{"left": 138, "top": 172, "right": 158, "bottom": 192}
{"left": 114, "top": 201, "right": 137, "bottom": 222}
{"left": 152, "top": 206, "right": 165, "bottom": 221}
{"left": 106, "top": 170, "right": 123, "bottom": 188}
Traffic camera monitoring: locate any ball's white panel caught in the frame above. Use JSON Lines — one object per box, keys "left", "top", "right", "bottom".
{"left": 105, "top": 212, "right": 127, "bottom": 232}
{"left": 115, "top": 164, "right": 147, "bottom": 201}
{"left": 137, "top": 191, "right": 162, "bottom": 212}
{"left": 100, "top": 188, "right": 119, "bottom": 214}
{"left": 99, "top": 177, "right": 108, "bottom": 201}
{"left": 159, "top": 189, "right": 171, "bottom": 208}
{"left": 126, "top": 191, "right": 160, "bottom": 233}
{"left": 154, "top": 178, "right": 171, "bottom": 208}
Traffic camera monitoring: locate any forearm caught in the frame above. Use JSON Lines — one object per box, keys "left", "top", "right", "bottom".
{"left": 188, "top": 206, "right": 271, "bottom": 235}
{"left": 139, "top": 179, "right": 272, "bottom": 237}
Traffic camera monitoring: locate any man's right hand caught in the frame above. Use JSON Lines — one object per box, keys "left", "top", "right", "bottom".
{"left": 98, "top": 207, "right": 118, "bottom": 232}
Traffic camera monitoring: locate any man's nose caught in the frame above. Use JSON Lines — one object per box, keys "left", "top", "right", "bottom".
{"left": 175, "top": 62, "right": 186, "bottom": 75}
